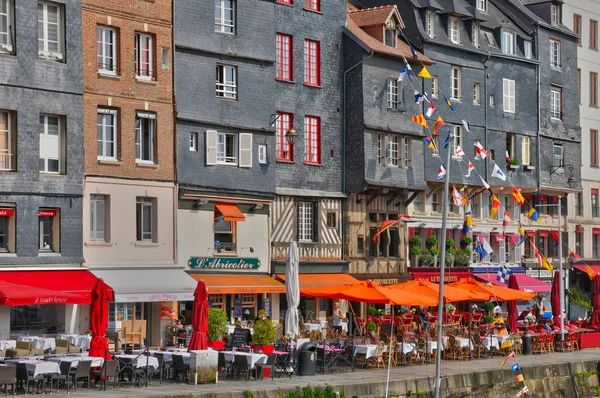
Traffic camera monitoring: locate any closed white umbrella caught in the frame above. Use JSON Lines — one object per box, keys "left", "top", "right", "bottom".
{"left": 285, "top": 241, "right": 300, "bottom": 341}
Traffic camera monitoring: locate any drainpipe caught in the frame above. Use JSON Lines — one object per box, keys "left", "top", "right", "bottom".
{"left": 536, "top": 25, "right": 541, "bottom": 192}
{"left": 341, "top": 50, "right": 374, "bottom": 262}
{"left": 483, "top": 52, "right": 491, "bottom": 178}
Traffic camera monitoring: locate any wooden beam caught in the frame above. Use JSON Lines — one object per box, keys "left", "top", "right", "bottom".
{"left": 403, "top": 191, "right": 420, "bottom": 209}
{"left": 426, "top": 184, "right": 442, "bottom": 199}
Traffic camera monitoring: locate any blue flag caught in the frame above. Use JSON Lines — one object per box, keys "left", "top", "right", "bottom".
{"left": 408, "top": 42, "right": 419, "bottom": 59}
{"left": 512, "top": 363, "right": 520, "bottom": 373}
{"left": 444, "top": 131, "right": 452, "bottom": 149}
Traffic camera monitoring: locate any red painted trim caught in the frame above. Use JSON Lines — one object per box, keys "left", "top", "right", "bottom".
{"left": 0, "top": 208, "right": 14, "bottom": 217}
{"left": 38, "top": 209, "right": 56, "bottom": 217}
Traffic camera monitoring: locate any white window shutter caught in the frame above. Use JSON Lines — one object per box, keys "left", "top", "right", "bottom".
{"left": 499, "top": 241, "right": 506, "bottom": 264}
{"left": 514, "top": 243, "right": 521, "bottom": 264}
{"left": 239, "top": 133, "right": 252, "bottom": 168}
{"left": 205, "top": 130, "right": 217, "bottom": 165}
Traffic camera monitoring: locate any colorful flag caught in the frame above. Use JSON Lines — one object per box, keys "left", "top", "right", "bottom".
{"left": 570, "top": 251, "right": 583, "bottom": 262}
{"left": 515, "top": 374, "right": 524, "bottom": 382}
{"left": 465, "top": 162, "right": 474, "bottom": 177}
{"left": 551, "top": 230, "right": 560, "bottom": 249}
{"left": 517, "top": 227, "right": 526, "bottom": 246}
{"left": 461, "top": 118, "right": 471, "bottom": 132}
{"left": 531, "top": 241, "right": 543, "bottom": 265}
{"left": 515, "top": 386, "right": 529, "bottom": 396}
{"left": 444, "top": 131, "right": 452, "bottom": 149}
{"left": 437, "top": 164, "right": 447, "bottom": 181}
{"left": 442, "top": 92, "right": 455, "bottom": 111}
{"left": 475, "top": 244, "right": 486, "bottom": 261}
{"left": 475, "top": 141, "right": 488, "bottom": 159}
{"left": 418, "top": 65, "right": 432, "bottom": 78}
{"left": 484, "top": 281, "right": 493, "bottom": 287}
{"left": 491, "top": 164, "right": 507, "bottom": 181}
{"left": 452, "top": 185, "right": 463, "bottom": 207}
{"left": 511, "top": 363, "right": 521, "bottom": 373}
{"left": 412, "top": 114, "right": 429, "bottom": 128}
{"left": 462, "top": 215, "right": 474, "bottom": 235}
{"left": 502, "top": 340, "right": 513, "bottom": 349}
{"left": 414, "top": 90, "right": 424, "bottom": 104}
{"left": 433, "top": 116, "right": 445, "bottom": 135}
{"left": 371, "top": 219, "right": 401, "bottom": 242}
{"left": 513, "top": 187, "right": 525, "bottom": 206}
{"left": 541, "top": 256, "right": 554, "bottom": 273}
{"left": 497, "top": 264, "right": 512, "bottom": 284}
{"left": 423, "top": 136, "right": 437, "bottom": 150}
{"left": 481, "top": 237, "right": 494, "bottom": 258}
{"left": 423, "top": 92, "right": 432, "bottom": 103}
{"left": 453, "top": 145, "right": 465, "bottom": 161}
{"left": 480, "top": 176, "right": 490, "bottom": 190}
{"left": 490, "top": 195, "right": 501, "bottom": 219}
{"left": 501, "top": 351, "right": 516, "bottom": 367}
{"left": 503, "top": 210, "right": 512, "bottom": 227}
{"left": 586, "top": 265, "right": 596, "bottom": 280}
{"left": 506, "top": 151, "right": 511, "bottom": 163}
{"left": 398, "top": 66, "right": 411, "bottom": 82}
{"left": 425, "top": 103, "right": 437, "bottom": 119}
{"left": 408, "top": 41, "right": 419, "bottom": 59}
{"left": 528, "top": 208, "right": 541, "bottom": 224}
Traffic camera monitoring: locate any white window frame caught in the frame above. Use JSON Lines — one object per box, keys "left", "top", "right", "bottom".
{"left": 97, "top": 109, "right": 118, "bottom": 161}
{"left": 522, "top": 136, "right": 531, "bottom": 165}
{"left": 0, "top": 0, "right": 14, "bottom": 53}
{"left": 0, "top": 111, "right": 13, "bottom": 171}
{"left": 39, "top": 114, "right": 62, "bottom": 174}
{"left": 135, "top": 33, "right": 153, "bottom": 80}
{"left": 451, "top": 66, "right": 461, "bottom": 100}
{"left": 90, "top": 194, "right": 107, "bottom": 242}
{"left": 551, "top": 88, "right": 562, "bottom": 120}
{"left": 38, "top": 1, "right": 64, "bottom": 61}
{"left": 216, "top": 131, "right": 238, "bottom": 165}
{"left": 298, "top": 202, "right": 315, "bottom": 242}
{"left": 449, "top": 16, "right": 461, "bottom": 44}
{"left": 501, "top": 31, "right": 515, "bottom": 55}
{"left": 426, "top": 10, "right": 435, "bottom": 38}
{"left": 136, "top": 197, "right": 154, "bottom": 242}
{"left": 473, "top": 82, "right": 480, "bottom": 104}
{"left": 189, "top": 132, "right": 198, "bottom": 152}
{"left": 503, "top": 78, "right": 515, "bottom": 113}
{"left": 97, "top": 26, "right": 117, "bottom": 74}
{"left": 216, "top": 64, "right": 237, "bottom": 99}
{"left": 135, "top": 113, "right": 156, "bottom": 164}
{"left": 402, "top": 137, "right": 411, "bottom": 168}
{"left": 38, "top": 210, "right": 58, "bottom": 252}
{"left": 553, "top": 144, "right": 563, "bottom": 167}
{"left": 524, "top": 41, "right": 532, "bottom": 59}
{"left": 476, "top": 0, "right": 487, "bottom": 12}
{"left": 550, "top": 39, "right": 561, "bottom": 68}
{"left": 215, "top": 0, "right": 235, "bottom": 34}
{"left": 258, "top": 144, "right": 267, "bottom": 164}
{"left": 453, "top": 125, "right": 463, "bottom": 147}
{"left": 551, "top": 4, "right": 560, "bottom": 25}
{"left": 431, "top": 75, "right": 439, "bottom": 97}
{"left": 387, "top": 135, "right": 398, "bottom": 166}
{"left": 384, "top": 27, "right": 396, "bottom": 47}
{"left": 387, "top": 77, "right": 399, "bottom": 110}
{"left": 472, "top": 21, "right": 479, "bottom": 48}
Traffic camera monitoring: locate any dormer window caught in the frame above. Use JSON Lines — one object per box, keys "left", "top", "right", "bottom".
{"left": 551, "top": 4, "right": 560, "bottom": 25}
{"left": 449, "top": 16, "right": 460, "bottom": 44}
{"left": 477, "top": 0, "right": 487, "bottom": 12}
{"left": 385, "top": 20, "right": 396, "bottom": 47}
{"left": 472, "top": 21, "right": 479, "bottom": 48}
{"left": 426, "top": 10, "right": 435, "bottom": 38}
{"left": 501, "top": 31, "right": 515, "bottom": 55}
{"left": 524, "top": 41, "right": 532, "bottom": 59}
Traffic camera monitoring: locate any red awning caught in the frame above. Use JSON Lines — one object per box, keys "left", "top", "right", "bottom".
{"left": 411, "top": 271, "right": 473, "bottom": 283}
{"left": 474, "top": 273, "right": 551, "bottom": 292}
{"left": 539, "top": 231, "right": 549, "bottom": 237}
{"left": 215, "top": 203, "right": 245, "bottom": 222}
{"left": 593, "top": 229, "right": 600, "bottom": 235}
{"left": 0, "top": 269, "right": 111, "bottom": 305}
{"left": 574, "top": 265, "right": 600, "bottom": 275}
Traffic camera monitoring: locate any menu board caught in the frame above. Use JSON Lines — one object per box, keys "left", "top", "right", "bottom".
{"left": 234, "top": 298, "right": 242, "bottom": 318}
{"left": 231, "top": 327, "right": 251, "bottom": 348}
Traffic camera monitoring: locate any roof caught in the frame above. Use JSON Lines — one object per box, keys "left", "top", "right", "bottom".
{"left": 348, "top": 5, "right": 400, "bottom": 28}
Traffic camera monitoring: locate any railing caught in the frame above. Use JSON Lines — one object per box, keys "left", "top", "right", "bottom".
{"left": 0, "top": 151, "right": 12, "bottom": 171}
{"left": 215, "top": 242, "right": 236, "bottom": 252}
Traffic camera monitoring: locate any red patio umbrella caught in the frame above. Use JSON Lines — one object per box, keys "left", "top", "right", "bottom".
{"left": 506, "top": 274, "right": 518, "bottom": 333}
{"left": 89, "top": 278, "right": 112, "bottom": 359}
{"left": 551, "top": 270, "right": 561, "bottom": 323}
{"left": 188, "top": 279, "right": 208, "bottom": 351}
{"left": 590, "top": 275, "right": 600, "bottom": 326}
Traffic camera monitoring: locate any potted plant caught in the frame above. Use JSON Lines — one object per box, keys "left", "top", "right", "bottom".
{"left": 460, "top": 236, "right": 472, "bottom": 249}
{"left": 368, "top": 306, "right": 378, "bottom": 317}
{"left": 426, "top": 235, "right": 438, "bottom": 249}
{"left": 366, "top": 321, "right": 377, "bottom": 337}
{"left": 509, "top": 158, "right": 520, "bottom": 169}
{"left": 251, "top": 309, "right": 276, "bottom": 355}
{"left": 446, "top": 303, "right": 456, "bottom": 314}
{"left": 483, "top": 302, "right": 495, "bottom": 316}
{"left": 207, "top": 308, "right": 228, "bottom": 349}
{"left": 397, "top": 307, "right": 408, "bottom": 316}
{"left": 484, "top": 315, "right": 495, "bottom": 324}
{"left": 419, "top": 251, "right": 435, "bottom": 266}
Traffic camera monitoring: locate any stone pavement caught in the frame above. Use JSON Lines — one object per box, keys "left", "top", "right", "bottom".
{"left": 33, "top": 349, "right": 600, "bottom": 398}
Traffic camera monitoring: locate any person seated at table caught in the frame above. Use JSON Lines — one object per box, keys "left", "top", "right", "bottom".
{"left": 543, "top": 319, "right": 554, "bottom": 332}
{"left": 333, "top": 302, "right": 345, "bottom": 333}
{"left": 416, "top": 306, "right": 430, "bottom": 332}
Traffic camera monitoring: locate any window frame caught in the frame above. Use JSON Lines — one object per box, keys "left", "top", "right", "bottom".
{"left": 38, "top": 208, "right": 59, "bottom": 253}
{"left": 215, "top": 0, "right": 236, "bottom": 34}
{"left": 384, "top": 26, "right": 396, "bottom": 47}
{"left": 426, "top": 10, "right": 435, "bottom": 39}
{"left": 450, "top": 66, "right": 461, "bottom": 100}
{"left": 550, "top": 39, "right": 561, "bottom": 68}
{"left": 0, "top": 111, "right": 14, "bottom": 171}
{"left": 276, "top": 33, "right": 293, "bottom": 82}
{"left": 522, "top": 136, "right": 531, "bottom": 165}
{"left": 298, "top": 201, "right": 315, "bottom": 242}
{"left": 275, "top": 112, "right": 293, "bottom": 161}
{"left": 303, "top": 39, "right": 320, "bottom": 86}
{"left": 0, "top": 0, "right": 14, "bottom": 54}
{"left": 453, "top": 125, "right": 463, "bottom": 148}
{"left": 90, "top": 194, "right": 108, "bottom": 242}
{"left": 575, "top": 193, "right": 583, "bottom": 216}
{"left": 216, "top": 64, "right": 237, "bottom": 99}
{"left": 305, "top": 0, "right": 320, "bottom": 12}
{"left": 431, "top": 75, "right": 439, "bottom": 97}
{"left": 553, "top": 143, "right": 563, "bottom": 168}
{"left": 134, "top": 32, "right": 153, "bottom": 80}
{"left": 135, "top": 112, "right": 156, "bottom": 164}
{"left": 136, "top": 197, "right": 154, "bottom": 242}
{"left": 551, "top": 87, "right": 562, "bottom": 120}
{"left": 472, "top": 21, "right": 479, "bottom": 48}
{"left": 189, "top": 132, "right": 198, "bottom": 152}
{"left": 258, "top": 144, "right": 267, "bottom": 164}
{"left": 592, "top": 129, "right": 598, "bottom": 167}
{"left": 524, "top": 41, "right": 532, "bottom": 59}
{"left": 97, "top": 26, "right": 117, "bottom": 75}
{"left": 473, "top": 82, "right": 480, "bottom": 104}
{"left": 378, "top": 133, "right": 411, "bottom": 168}
{"left": 39, "top": 114, "right": 63, "bottom": 174}
{"left": 449, "top": 16, "right": 461, "bottom": 44}
{"left": 304, "top": 115, "right": 321, "bottom": 165}
{"left": 593, "top": 189, "right": 599, "bottom": 217}
{"left": 37, "top": 1, "right": 64, "bottom": 61}
{"left": 591, "top": 20, "right": 598, "bottom": 50}
{"left": 476, "top": 0, "right": 487, "bottom": 12}
{"left": 591, "top": 72, "right": 598, "bottom": 107}
{"left": 551, "top": 4, "right": 560, "bottom": 25}
{"left": 503, "top": 78, "right": 516, "bottom": 113}
{"left": 387, "top": 77, "right": 400, "bottom": 110}
{"left": 216, "top": 131, "right": 238, "bottom": 165}
{"left": 501, "top": 31, "right": 515, "bottom": 55}
{"left": 97, "top": 108, "right": 118, "bottom": 161}
{"left": 214, "top": 208, "right": 237, "bottom": 253}
{"left": 573, "top": 14, "right": 582, "bottom": 45}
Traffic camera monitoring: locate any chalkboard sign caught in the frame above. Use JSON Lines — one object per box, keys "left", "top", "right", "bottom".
{"left": 234, "top": 298, "right": 242, "bottom": 318}
{"left": 380, "top": 323, "right": 393, "bottom": 337}
{"left": 231, "top": 327, "right": 251, "bottom": 348}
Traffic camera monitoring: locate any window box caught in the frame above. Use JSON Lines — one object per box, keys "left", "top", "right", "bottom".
{"left": 524, "top": 165, "right": 536, "bottom": 171}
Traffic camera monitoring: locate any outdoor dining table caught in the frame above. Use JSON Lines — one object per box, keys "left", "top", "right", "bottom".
{"left": 57, "top": 334, "right": 92, "bottom": 350}
{"left": 18, "top": 336, "right": 56, "bottom": 351}
{"left": 353, "top": 344, "right": 378, "bottom": 359}
{"left": 151, "top": 351, "right": 191, "bottom": 365}
{"left": 303, "top": 323, "right": 322, "bottom": 332}
{"left": 481, "top": 337, "right": 501, "bottom": 350}
{"left": 47, "top": 355, "right": 104, "bottom": 368}
{"left": 222, "top": 351, "right": 267, "bottom": 368}
{"left": 4, "top": 359, "right": 60, "bottom": 377}
{"left": 114, "top": 354, "right": 159, "bottom": 369}
{"left": 225, "top": 325, "right": 254, "bottom": 335}
{"left": 0, "top": 340, "right": 15, "bottom": 351}
{"left": 318, "top": 321, "right": 348, "bottom": 332}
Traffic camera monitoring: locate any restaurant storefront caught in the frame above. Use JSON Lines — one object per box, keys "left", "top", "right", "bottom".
{"left": 411, "top": 267, "right": 474, "bottom": 283}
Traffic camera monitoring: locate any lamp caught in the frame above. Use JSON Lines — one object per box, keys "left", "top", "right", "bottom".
{"left": 356, "top": 196, "right": 364, "bottom": 204}
{"left": 286, "top": 116, "right": 297, "bottom": 145}
{"left": 241, "top": 247, "right": 255, "bottom": 253}
{"left": 193, "top": 198, "right": 209, "bottom": 208}
{"left": 250, "top": 203, "right": 265, "bottom": 211}
{"left": 418, "top": 222, "right": 426, "bottom": 227}
{"left": 492, "top": 227, "right": 498, "bottom": 231}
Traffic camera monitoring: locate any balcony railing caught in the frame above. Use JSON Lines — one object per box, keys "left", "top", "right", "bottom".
{"left": 214, "top": 242, "right": 236, "bottom": 253}
{"left": 0, "top": 151, "right": 12, "bottom": 171}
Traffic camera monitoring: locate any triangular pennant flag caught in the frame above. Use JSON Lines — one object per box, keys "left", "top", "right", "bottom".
{"left": 423, "top": 92, "right": 432, "bottom": 103}
{"left": 398, "top": 67, "right": 411, "bottom": 82}
{"left": 503, "top": 210, "right": 512, "bottom": 227}
{"left": 586, "top": 265, "right": 596, "bottom": 280}
{"left": 502, "top": 340, "right": 513, "bottom": 349}
{"left": 452, "top": 185, "right": 463, "bottom": 207}
{"left": 442, "top": 92, "right": 455, "bottom": 111}
{"left": 480, "top": 176, "right": 490, "bottom": 190}
{"left": 453, "top": 146, "right": 465, "bottom": 161}
{"left": 433, "top": 116, "right": 445, "bottom": 136}
{"left": 506, "top": 150, "right": 511, "bottom": 164}
{"left": 515, "top": 374, "right": 524, "bottom": 382}
{"left": 461, "top": 118, "right": 471, "bottom": 132}
{"left": 437, "top": 164, "right": 447, "bottom": 181}
{"left": 511, "top": 363, "right": 521, "bottom": 373}
{"left": 475, "top": 141, "right": 488, "bottom": 159}
{"left": 541, "top": 256, "right": 554, "bottom": 273}
{"left": 517, "top": 227, "right": 526, "bottom": 246}
{"left": 462, "top": 215, "right": 474, "bottom": 235}
{"left": 528, "top": 208, "right": 541, "bottom": 224}
{"left": 422, "top": 136, "right": 437, "bottom": 151}
{"left": 551, "top": 230, "right": 560, "bottom": 249}
{"left": 411, "top": 114, "right": 429, "bottom": 128}
{"left": 515, "top": 386, "right": 529, "bottom": 397}
{"left": 491, "top": 164, "right": 507, "bottom": 181}
{"left": 513, "top": 187, "right": 525, "bottom": 206}
{"left": 530, "top": 241, "right": 543, "bottom": 265}
{"left": 501, "top": 351, "right": 516, "bottom": 367}
{"left": 418, "top": 65, "right": 432, "bottom": 78}
{"left": 425, "top": 103, "right": 437, "bottom": 119}
{"left": 444, "top": 130, "right": 452, "bottom": 149}
{"left": 408, "top": 41, "right": 419, "bottom": 59}
{"left": 414, "top": 90, "right": 423, "bottom": 104}
{"left": 570, "top": 251, "right": 583, "bottom": 262}
{"left": 490, "top": 195, "right": 501, "bottom": 219}
{"left": 371, "top": 219, "right": 402, "bottom": 242}
{"left": 465, "top": 162, "right": 474, "bottom": 177}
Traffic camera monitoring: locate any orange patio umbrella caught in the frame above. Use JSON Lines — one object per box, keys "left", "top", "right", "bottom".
{"left": 449, "top": 278, "right": 535, "bottom": 301}
{"left": 389, "top": 279, "right": 489, "bottom": 302}
{"left": 301, "top": 281, "right": 437, "bottom": 306}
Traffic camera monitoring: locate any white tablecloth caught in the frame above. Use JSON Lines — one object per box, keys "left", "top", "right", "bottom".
{"left": 48, "top": 356, "right": 104, "bottom": 368}
{"left": 226, "top": 325, "right": 254, "bottom": 335}
{"left": 303, "top": 323, "right": 321, "bottom": 332}
{"left": 0, "top": 340, "right": 16, "bottom": 351}
{"left": 150, "top": 351, "right": 191, "bottom": 366}
{"left": 114, "top": 354, "right": 159, "bottom": 369}
{"left": 57, "top": 334, "right": 92, "bottom": 350}
{"left": 481, "top": 337, "right": 500, "bottom": 350}
{"left": 315, "top": 321, "right": 349, "bottom": 332}
{"left": 222, "top": 351, "right": 267, "bottom": 368}
{"left": 442, "top": 337, "right": 471, "bottom": 350}
{"left": 18, "top": 337, "right": 56, "bottom": 351}
{"left": 353, "top": 344, "right": 378, "bottom": 359}
{"left": 4, "top": 360, "right": 61, "bottom": 377}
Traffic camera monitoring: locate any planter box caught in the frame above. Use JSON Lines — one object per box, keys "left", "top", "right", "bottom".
{"left": 509, "top": 165, "right": 520, "bottom": 170}
{"left": 251, "top": 344, "right": 274, "bottom": 377}
{"left": 207, "top": 340, "right": 226, "bottom": 350}
{"left": 190, "top": 350, "right": 218, "bottom": 384}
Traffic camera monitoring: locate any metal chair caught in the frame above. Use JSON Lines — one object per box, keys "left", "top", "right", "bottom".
{"left": 232, "top": 355, "right": 255, "bottom": 381}
{"left": 50, "top": 361, "right": 72, "bottom": 393}
{"left": 254, "top": 354, "right": 276, "bottom": 380}
{"left": 70, "top": 360, "right": 92, "bottom": 391}
{"left": 217, "top": 352, "right": 232, "bottom": 379}
{"left": 91, "top": 360, "right": 119, "bottom": 390}
{"left": 0, "top": 365, "right": 16, "bottom": 397}
{"left": 16, "top": 363, "right": 43, "bottom": 395}
{"left": 171, "top": 354, "right": 189, "bottom": 381}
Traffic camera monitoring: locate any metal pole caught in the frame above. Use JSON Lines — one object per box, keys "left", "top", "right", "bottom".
{"left": 559, "top": 196, "right": 565, "bottom": 344}
{"left": 434, "top": 140, "right": 452, "bottom": 398}
{"left": 385, "top": 305, "right": 394, "bottom": 397}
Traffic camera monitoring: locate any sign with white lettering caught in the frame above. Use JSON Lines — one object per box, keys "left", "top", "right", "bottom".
{"left": 0, "top": 208, "right": 14, "bottom": 217}
{"left": 188, "top": 257, "right": 261, "bottom": 270}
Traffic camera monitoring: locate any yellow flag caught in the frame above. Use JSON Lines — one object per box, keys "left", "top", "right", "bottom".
{"left": 501, "top": 340, "right": 512, "bottom": 349}
{"left": 586, "top": 265, "right": 596, "bottom": 280}
{"left": 418, "top": 65, "right": 432, "bottom": 78}
{"left": 541, "top": 257, "right": 554, "bottom": 273}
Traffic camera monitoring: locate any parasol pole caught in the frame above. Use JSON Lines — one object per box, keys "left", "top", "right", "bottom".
{"left": 434, "top": 134, "right": 453, "bottom": 398}
{"left": 558, "top": 196, "right": 565, "bottom": 346}
{"left": 385, "top": 304, "right": 394, "bottom": 397}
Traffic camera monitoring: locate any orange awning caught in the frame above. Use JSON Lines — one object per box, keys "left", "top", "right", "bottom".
{"left": 448, "top": 278, "right": 535, "bottom": 301}
{"left": 276, "top": 273, "right": 359, "bottom": 289}
{"left": 215, "top": 203, "right": 245, "bottom": 222}
{"left": 388, "top": 279, "right": 489, "bottom": 302}
{"left": 190, "top": 274, "right": 284, "bottom": 294}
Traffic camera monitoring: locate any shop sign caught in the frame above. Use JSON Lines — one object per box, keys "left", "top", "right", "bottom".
{"left": 526, "top": 270, "right": 540, "bottom": 277}
{"left": 263, "top": 297, "right": 271, "bottom": 317}
{"left": 0, "top": 208, "right": 13, "bottom": 217}
{"left": 188, "top": 257, "right": 261, "bottom": 270}
{"left": 34, "top": 296, "right": 69, "bottom": 304}
{"left": 372, "top": 278, "right": 399, "bottom": 285}
{"left": 160, "top": 301, "right": 178, "bottom": 320}
{"left": 234, "top": 298, "right": 242, "bottom": 318}
{"left": 428, "top": 275, "right": 461, "bottom": 283}
{"left": 539, "top": 270, "right": 552, "bottom": 278}
{"left": 38, "top": 209, "right": 56, "bottom": 217}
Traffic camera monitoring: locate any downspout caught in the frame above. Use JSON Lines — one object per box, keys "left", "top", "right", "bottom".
{"left": 341, "top": 49, "right": 374, "bottom": 262}
{"left": 171, "top": 2, "right": 179, "bottom": 267}
{"left": 535, "top": 25, "right": 541, "bottom": 192}
{"left": 483, "top": 52, "right": 491, "bottom": 178}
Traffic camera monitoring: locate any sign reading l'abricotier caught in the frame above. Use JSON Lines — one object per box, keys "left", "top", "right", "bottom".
{"left": 188, "top": 257, "right": 261, "bottom": 270}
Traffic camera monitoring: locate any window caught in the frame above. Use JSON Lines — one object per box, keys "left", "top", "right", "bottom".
{"left": 214, "top": 207, "right": 236, "bottom": 253}
{"left": 90, "top": 195, "right": 107, "bottom": 242}
{"left": 551, "top": 87, "right": 562, "bottom": 120}
{"left": 216, "top": 64, "right": 237, "bottom": 99}
{"left": 490, "top": 93, "right": 495, "bottom": 106}
{"left": 413, "top": 193, "right": 423, "bottom": 212}
{"left": 553, "top": 143, "right": 563, "bottom": 168}
{"left": 501, "top": 31, "right": 515, "bottom": 55}
{"left": 384, "top": 27, "right": 396, "bottom": 47}
{"left": 298, "top": 202, "right": 315, "bottom": 242}
{"left": 484, "top": 31, "right": 495, "bottom": 45}
{"left": 578, "top": 69, "right": 582, "bottom": 103}
{"left": 450, "top": 66, "right": 461, "bottom": 100}
{"left": 134, "top": 33, "right": 153, "bottom": 80}
{"left": 453, "top": 125, "right": 463, "bottom": 147}
{"left": 506, "top": 133, "right": 516, "bottom": 160}
{"left": 0, "top": 0, "right": 12, "bottom": 53}
{"left": 38, "top": 209, "right": 59, "bottom": 252}
{"left": 503, "top": 78, "right": 515, "bottom": 113}
{"left": 305, "top": 0, "right": 319, "bottom": 11}
{"left": 189, "top": 132, "right": 198, "bottom": 152}
{"left": 275, "top": 112, "right": 293, "bottom": 161}
{"left": 522, "top": 136, "right": 531, "bottom": 165}
{"left": 575, "top": 193, "right": 583, "bottom": 216}
{"left": 402, "top": 137, "right": 410, "bottom": 168}
{"left": 97, "top": 26, "right": 116, "bottom": 74}
{"left": 136, "top": 198, "right": 154, "bottom": 241}
{"left": 432, "top": 192, "right": 439, "bottom": 212}
{"left": 304, "top": 116, "right": 320, "bottom": 164}
{"left": 550, "top": 39, "right": 561, "bottom": 68}
{"left": 473, "top": 83, "right": 480, "bottom": 104}
{"left": 326, "top": 212, "right": 336, "bottom": 228}
{"left": 0, "top": 111, "right": 14, "bottom": 171}
{"left": 216, "top": 132, "right": 237, "bottom": 165}
{"left": 377, "top": 134, "right": 384, "bottom": 166}
{"left": 215, "top": 0, "right": 235, "bottom": 34}
{"left": 39, "top": 114, "right": 63, "bottom": 174}
{"left": 426, "top": 10, "right": 435, "bottom": 38}
{"left": 276, "top": 33, "right": 293, "bottom": 81}
{"left": 594, "top": 233, "right": 600, "bottom": 259}
{"left": 472, "top": 195, "right": 480, "bottom": 218}
{"left": 591, "top": 72, "right": 598, "bottom": 107}
{"left": 575, "top": 230, "right": 582, "bottom": 255}
{"left": 37, "top": 1, "right": 63, "bottom": 61}
{"left": 388, "top": 78, "right": 400, "bottom": 109}
{"left": 593, "top": 189, "right": 599, "bottom": 217}
{"left": 431, "top": 75, "right": 439, "bottom": 97}
{"left": 378, "top": 133, "right": 411, "bottom": 168}
{"left": 0, "top": 207, "right": 12, "bottom": 252}
{"left": 574, "top": 14, "right": 581, "bottom": 45}
{"left": 304, "top": 39, "right": 320, "bottom": 86}
{"left": 449, "top": 16, "right": 460, "bottom": 44}
{"left": 135, "top": 112, "right": 156, "bottom": 163}
{"left": 472, "top": 21, "right": 479, "bottom": 48}
{"left": 258, "top": 144, "right": 267, "bottom": 164}
{"left": 591, "top": 20, "right": 598, "bottom": 50}
{"left": 551, "top": 4, "right": 560, "bottom": 25}
{"left": 97, "top": 108, "right": 117, "bottom": 160}
{"left": 524, "top": 41, "right": 532, "bottom": 59}
{"left": 387, "top": 135, "right": 398, "bottom": 166}
{"left": 476, "top": 0, "right": 487, "bottom": 12}
{"left": 162, "top": 48, "right": 170, "bottom": 68}
{"left": 592, "top": 129, "right": 598, "bottom": 167}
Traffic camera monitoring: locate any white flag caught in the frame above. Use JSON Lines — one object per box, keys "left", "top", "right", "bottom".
{"left": 491, "top": 164, "right": 507, "bottom": 181}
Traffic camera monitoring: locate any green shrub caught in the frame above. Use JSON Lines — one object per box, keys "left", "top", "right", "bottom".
{"left": 484, "top": 315, "right": 494, "bottom": 324}
{"left": 510, "top": 158, "right": 520, "bottom": 166}
{"left": 367, "top": 321, "right": 377, "bottom": 331}
{"left": 426, "top": 235, "right": 438, "bottom": 248}
{"left": 409, "top": 246, "right": 422, "bottom": 256}
{"left": 446, "top": 238, "right": 455, "bottom": 249}
{"left": 461, "top": 236, "right": 473, "bottom": 246}
{"left": 409, "top": 235, "right": 422, "bottom": 247}
{"left": 570, "top": 286, "right": 592, "bottom": 312}
{"left": 368, "top": 306, "right": 377, "bottom": 316}
{"left": 207, "top": 308, "right": 228, "bottom": 342}
{"left": 428, "top": 248, "right": 439, "bottom": 256}
{"left": 419, "top": 252, "right": 435, "bottom": 266}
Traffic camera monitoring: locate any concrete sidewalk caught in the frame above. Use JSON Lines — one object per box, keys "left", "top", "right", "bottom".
{"left": 30, "top": 349, "right": 600, "bottom": 398}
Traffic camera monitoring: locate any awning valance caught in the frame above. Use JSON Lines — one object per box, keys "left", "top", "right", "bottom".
{"left": 474, "top": 273, "right": 551, "bottom": 292}
{"left": 215, "top": 203, "right": 245, "bottom": 222}
{"left": 276, "top": 273, "right": 359, "bottom": 289}
{"left": 91, "top": 268, "right": 196, "bottom": 302}
{"left": 411, "top": 271, "right": 473, "bottom": 283}
{"left": 192, "top": 274, "right": 285, "bottom": 294}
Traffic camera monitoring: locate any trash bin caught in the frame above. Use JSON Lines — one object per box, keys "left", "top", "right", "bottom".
{"left": 522, "top": 329, "right": 532, "bottom": 355}
{"left": 298, "top": 342, "right": 317, "bottom": 376}
{"left": 346, "top": 312, "right": 354, "bottom": 336}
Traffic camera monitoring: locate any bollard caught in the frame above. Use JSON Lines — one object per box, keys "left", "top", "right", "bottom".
{"left": 522, "top": 329, "right": 532, "bottom": 355}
